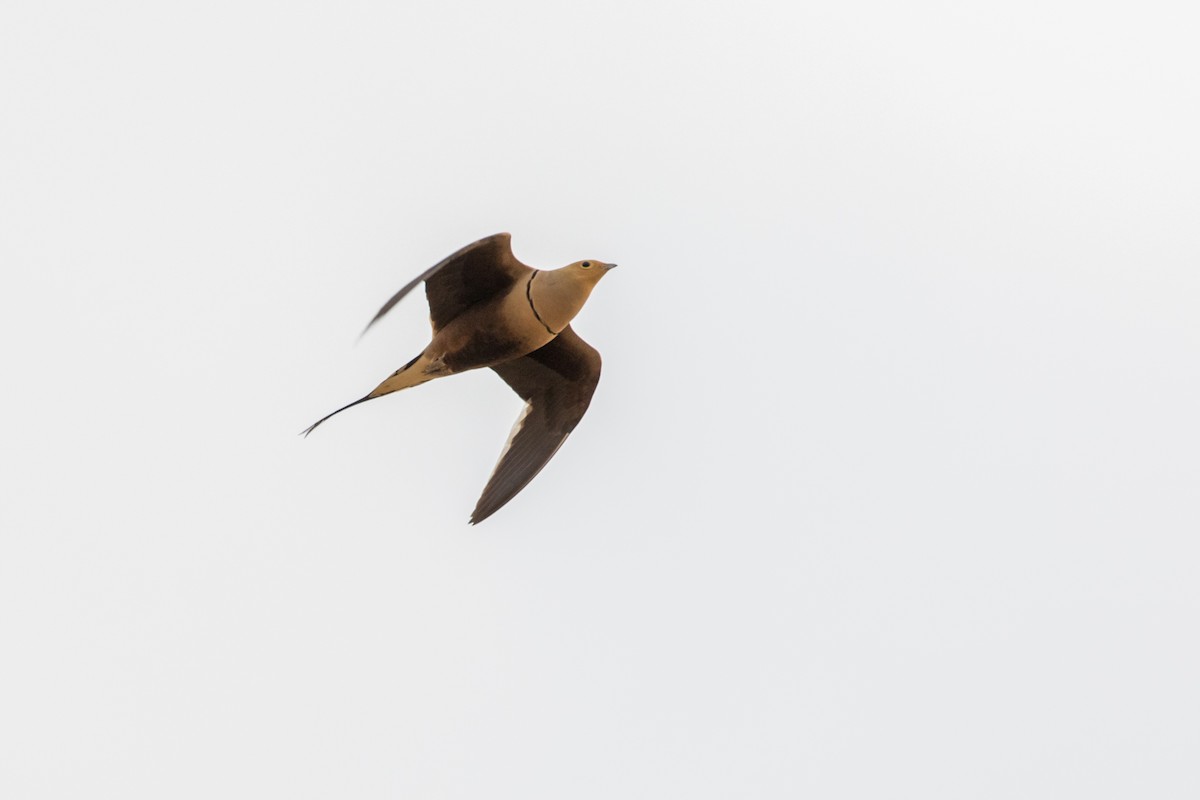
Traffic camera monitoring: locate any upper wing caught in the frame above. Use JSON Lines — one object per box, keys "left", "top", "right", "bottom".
{"left": 471, "top": 326, "right": 603, "bottom": 524}
{"left": 361, "top": 232, "right": 532, "bottom": 336}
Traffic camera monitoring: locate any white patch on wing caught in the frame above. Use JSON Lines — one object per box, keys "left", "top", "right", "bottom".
{"left": 488, "top": 400, "right": 534, "bottom": 476}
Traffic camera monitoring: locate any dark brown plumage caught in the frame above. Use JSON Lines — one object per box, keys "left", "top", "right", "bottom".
{"left": 304, "top": 233, "right": 614, "bottom": 524}
{"left": 362, "top": 232, "right": 529, "bottom": 337}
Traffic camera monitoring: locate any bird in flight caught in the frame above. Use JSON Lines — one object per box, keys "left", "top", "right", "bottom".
{"left": 303, "top": 233, "right": 616, "bottom": 524}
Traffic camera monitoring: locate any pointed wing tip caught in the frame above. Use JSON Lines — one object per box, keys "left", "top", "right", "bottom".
{"left": 469, "top": 485, "right": 518, "bottom": 524}
{"left": 361, "top": 303, "right": 400, "bottom": 338}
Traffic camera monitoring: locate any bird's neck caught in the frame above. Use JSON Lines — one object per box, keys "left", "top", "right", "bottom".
{"left": 527, "top": 270, "right": 593, "bottom": 334}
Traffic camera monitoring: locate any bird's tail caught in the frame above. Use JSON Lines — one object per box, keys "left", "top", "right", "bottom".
{"left": 300, "top": 395, "right": 375, "bottom": 437}
{"left": 301, "top": 353, "right": 438, "bottom": 437}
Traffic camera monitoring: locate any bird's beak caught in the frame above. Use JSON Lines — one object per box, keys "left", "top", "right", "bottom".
{"left": 603, "top": 262, "right": 618, "bottom": 271}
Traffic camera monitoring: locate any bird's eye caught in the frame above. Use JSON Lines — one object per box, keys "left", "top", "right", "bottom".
{"left": 581, "top": 261, "right": 592, "bottom": 269}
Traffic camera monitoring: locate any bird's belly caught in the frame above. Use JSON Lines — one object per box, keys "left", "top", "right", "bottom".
{"left": 433, "top": 294, "right": 554, "bottom": 373}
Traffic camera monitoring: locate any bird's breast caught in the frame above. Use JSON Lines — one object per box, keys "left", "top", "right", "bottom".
{"left": 527, "top": 271, "right": 593, "bottom": 334}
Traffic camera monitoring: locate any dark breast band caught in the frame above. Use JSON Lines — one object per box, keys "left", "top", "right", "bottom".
{"left": 525, "top": 271, "right": 558, "bottom": 336}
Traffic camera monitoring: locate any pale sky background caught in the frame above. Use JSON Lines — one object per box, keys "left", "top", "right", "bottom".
{"left": 2, "top": 1, "right": 1198, "bottom": 798}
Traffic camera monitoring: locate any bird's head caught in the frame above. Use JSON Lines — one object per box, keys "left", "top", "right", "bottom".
{"left": 563, "top": 260, "right": 618, "bottom": 286}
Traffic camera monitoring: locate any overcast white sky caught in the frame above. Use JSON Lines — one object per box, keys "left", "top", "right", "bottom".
{"left": 2, "top": 1, "right": 1198, "bottom": 797}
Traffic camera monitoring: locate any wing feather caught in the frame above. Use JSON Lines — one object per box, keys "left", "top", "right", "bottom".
{"left": 470, "top": 326, "right": 602, "bottom": 524}
{"left": 361, "top": 232, "right": 531, "bottom": 336}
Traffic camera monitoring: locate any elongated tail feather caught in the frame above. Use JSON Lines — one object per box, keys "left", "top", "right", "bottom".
{"left": 300, "top": 352, "right": 435, "bottom": 437}
{"left": 301, "top": 395, "right": 374, "bottom": 437}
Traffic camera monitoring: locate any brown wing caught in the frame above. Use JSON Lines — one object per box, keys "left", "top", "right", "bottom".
{"left": 470, "top": 326, "right": 603, "bottom": 524}
{"left": 361, "top": 232, "right": 532, "bottom": 336}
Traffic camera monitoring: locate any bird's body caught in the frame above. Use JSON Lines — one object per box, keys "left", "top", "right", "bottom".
{"left": 365, "top": 287, "right": 540, "bottom": 398}
{"left": 304, "top": 233, "right": 615, "bottom": 524}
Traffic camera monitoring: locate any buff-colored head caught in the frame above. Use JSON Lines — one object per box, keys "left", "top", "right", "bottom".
{"left": 562, "top": 259, "right": 617, "bottom": 286}
{"left": 566, "top": 261, "right": 614, "bottom": 277}
{"left": 528, "top": 259, "right": 617, "bottom": 333}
